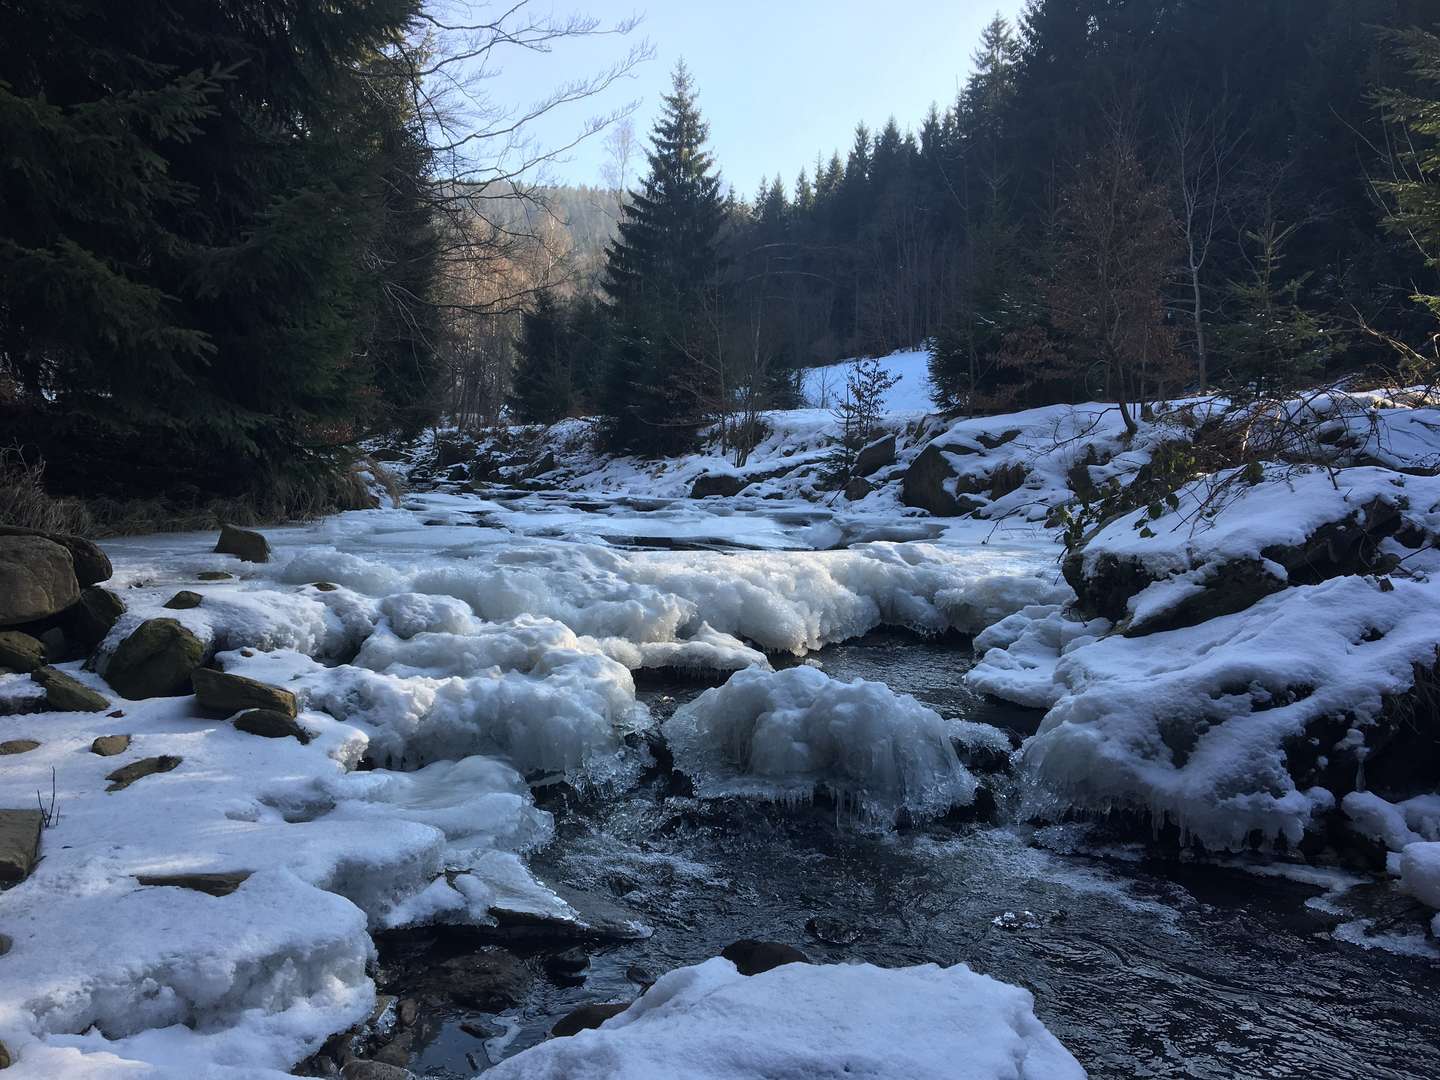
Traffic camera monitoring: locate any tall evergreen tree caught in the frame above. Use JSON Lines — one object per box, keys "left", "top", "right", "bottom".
{"left": 601, "top": 62, "right": 727, "bottom": 453}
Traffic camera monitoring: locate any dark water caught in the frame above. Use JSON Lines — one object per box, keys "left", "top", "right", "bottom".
{"left": 400, "top": 631, "right": 1440, "bottom": 1080}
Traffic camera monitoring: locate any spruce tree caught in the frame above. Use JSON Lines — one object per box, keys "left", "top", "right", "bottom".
{"left": 601, "top": 62, "right": 727, "bottom": 454}
{"left": 509, "top": 291, "right": 571, "bottom": 425}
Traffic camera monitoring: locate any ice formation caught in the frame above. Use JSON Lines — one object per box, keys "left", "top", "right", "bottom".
{"left": 485, "top": 956, "right": 1086, "bottom": 1080}
{"left": 665, "top": 666, "right": 977, "bottom": 822}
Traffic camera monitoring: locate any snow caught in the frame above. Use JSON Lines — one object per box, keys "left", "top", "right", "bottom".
{"left": 484, "top": 956, "right": 1085, "bottom": 1080}
{"left": 665, "top": 666, "right": 978, "bottom": 822}
{"left": 799, "top": 348, "right": 938, "bottom": 415}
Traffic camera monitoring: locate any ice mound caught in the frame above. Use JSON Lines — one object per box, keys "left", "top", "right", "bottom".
{"left": 223, "top": 637, "right": 643, "bottom": 780}
{"left": 665, "top": 666, "right": 977, "bottom": 822}
{"left": 485, "top": 956, "right": 1085, "bottom": 1080}
{"left": 967, "top": 605, "right": 1111, "bottom": 709}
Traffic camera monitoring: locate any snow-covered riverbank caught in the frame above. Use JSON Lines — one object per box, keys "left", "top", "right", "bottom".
{"left": 2, "top": 355, "right": 1438, "bottom": 1077}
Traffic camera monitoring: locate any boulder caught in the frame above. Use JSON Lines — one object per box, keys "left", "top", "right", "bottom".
{"left": 854, "top": 433, "right": 897, "bottom": 476}
{"left": 900, "top": 444, "right": 980, "bottom": 517}
{"left": 214, "top": 524, "right": 270, "bottom": 564}
{"left": 0, "top": 740, "right": 39, "bottom": 756}
{"left": 104, "top": 619, "right": 204, "bottom": 699}
{"left": 0, "top": 631, "right": 44, "bottom": 673}
{"left": 550, "top": 1002, "right": 630, "bottom": 1038}
{"left": 66, "top": 587, "right": 126, "bottom": 650}
{"left": 106, "top": 755, "right": 181, "bottom": 792}
{"left": 689, "top": 473, "right": 748, "bottom": 499}
{"left": 0, "top": 809, "right": 43, "bottom": 885}
{"left": 163, "top": 590, "right": 203, "bottom": 610}
{"left": 192, "top": 668, "right": 297, "bottom": 718}
{"left": 0, "top": 526, "right": 110, "bottom": 587}
{"left": 136, "top": 871, "right": 251, "bottom": 896}
{"left": 719, "top": 939, "right": 809, "bottom": 976}
{"left": 31, "top": 666, "right": 109, "bottom": 712}
{"left": 197, "top": 571, "right": 234, "bottom": 581}
{"left": 434, "top": 436, "right": 474, "bottom": 468}
{"left": 91, "top": 734, "right": 131, "bottom": 757}
{"left": 0, "top": 535, "right": 79, "bottom": 627}
{"left": 234, "top": 708, "right": 311, "bottom": 744}
{"left": 311, "top": 581, "right": 339, "bottom": 592}
{"left": 843, "top": 477, "right": 875, "bottom": 501}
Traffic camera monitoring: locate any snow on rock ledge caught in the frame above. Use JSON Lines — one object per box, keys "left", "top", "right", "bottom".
{"left": 486, "top": 956, "right": 1086, "bottom": 1080}
{"left": 665, "top": 666, "right": 977, "bottom": 823}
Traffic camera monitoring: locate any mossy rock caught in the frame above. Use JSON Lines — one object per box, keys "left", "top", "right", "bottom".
{"left": 0, "top": 631, "right": 44, "bottom": 673}
{"left": 104, "top": 619, "right": 204, "bottom": 699}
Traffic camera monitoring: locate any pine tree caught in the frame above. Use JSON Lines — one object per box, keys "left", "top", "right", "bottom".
{"left": 828, "top": 356, "right": 900, "bottom": 481}
{"left": 1377, "top": 27, "right": 1440, "bottom": 328}
{"left": 509, "top": 291, "right": 571, "bottom": 424}
{"left": 601, "top": 62, "right": 727, "bottom": 454}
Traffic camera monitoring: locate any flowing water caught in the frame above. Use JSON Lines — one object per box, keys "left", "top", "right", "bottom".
{"left": 394, "top": 630, "right": 1440, "bottom": 1080}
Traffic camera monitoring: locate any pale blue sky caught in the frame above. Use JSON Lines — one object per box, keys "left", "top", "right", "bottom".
{"left": 483, "top": 1, "right": 1029, "bottom": 197}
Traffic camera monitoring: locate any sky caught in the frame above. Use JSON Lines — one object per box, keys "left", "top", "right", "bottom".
{"left": 473, "top": 0, "right": 1030, "bottom": 198}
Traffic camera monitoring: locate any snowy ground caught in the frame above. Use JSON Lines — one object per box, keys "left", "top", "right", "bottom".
{"left": 4, "top": 349, "right": 1439, "bottom": 1076}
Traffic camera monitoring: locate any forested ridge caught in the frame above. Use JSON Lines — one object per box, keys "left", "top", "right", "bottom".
{"left": 518, "top": 0, "right": 1440, "bottom": 453}
{"left": 2, "top": 0, "right": 1439, "bottom": 512}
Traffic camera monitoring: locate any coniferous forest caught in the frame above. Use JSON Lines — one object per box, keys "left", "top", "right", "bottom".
{"left": 3, "top": 0, "right": 1439, "bottom": 496}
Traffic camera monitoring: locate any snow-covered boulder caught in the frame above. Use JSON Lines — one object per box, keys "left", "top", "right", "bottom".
{"left": 664, "top": 666, "right": 977, "bottom": 823}
{"left": 485, "top": 956, "right": 1085, "bottom": 1080}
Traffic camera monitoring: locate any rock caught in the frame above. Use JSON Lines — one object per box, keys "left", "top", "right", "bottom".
{"left": 36, "top": 626, "right": 68, "bottom": 663}
{"left": 91, "top": 734, "right": 131, "bottom": 756}
{"left": 523, "top": 451, "right": 558, "bottom": 480}
{"left": 312, "top": 581, "right": 339, "bottom": 592}
{"left": 0, "top": 526, "right": 111, "bottom": 587}
{"left": 428, "top": 948, "right": 531, "bottom": 1011}
{"left": 460, "top": 1019, "right": 503, "bottom": 1040}
{"left": 0, "top": 535, "right": 79, "bottom": 627}
{"left": 396, "top": 998, "right": 419, "bottom": 1028}
{"left": 197, "top": 571, "right": 234, "bottom": 581}
{"left": 163, "top": 590, "right": 203, "bottom": 610}
{"left": 136, "top": 871, "right": 251, "bottom": 896}
{"left": 340, "top": 1062, "right": 413, "bottom": 1080}
{"left": 987, "top": 461, "right": 1027, "bottom": 500}
{"left": 854, "top": 433, "right": 897, "bottom": 476}
{"left": 106, "top": 755, "right": 181, "bottom": 792}
{"left": 31, "top": 666, "right": 109, "bottom": 711}
{"left": 0, "top": 632, "right": 44, "bottom": 673}
{"left": 104, "top": 618, "right": 204, "bottom": 699}
{"left": 843, "top": 476, "right": 875, "bottom": 501}
{"left": 720, "top": 939, "right": 809, "bottom": 976}
{"left": 445, "top": 463, "right": 469, "bottom": 482}
{"left": 0, "top": 809, "right": 44, "bottom": 885}
{"left": 0, "top": 932, "right": 11, "bottom": 956}
{"left": 66, "top": 587, "right": 126, "bottom": 650}
{"left": 0, "top": 740, "right": 39, "bottom": 756}
{"left": 214, "top": 524, "right": 270, "bottom": 564}
{"left": 543, "top": 946, "right": 590, "bottom": 984}
{"left": 233, "top": 708, "right": 311, "bottom": 744}
{"left": 689, "top": 472, "right": 748, "bottom": 499}
{"left": 192, "top": 668, "right": 297, "bottom": 718}
{"left": 550, "top": 1002, "right": 630, "bottom": 1038}
{"left": 900, "top": 444, "right": 981, "bottom": 517}
{"left": 370, "top": 1032, "right": 414, "bottom": 1067}
{"left": 490, "top": 881, "right": 650, "bottom": 942}
{"left": 434, "top": 436, "right": 474, "bottom": 468}
{"left": 0, "top": 1038, "right": 9, "bottom": 1068}
{"left": 625, "top": 964, "right": 656, "bottom": 989}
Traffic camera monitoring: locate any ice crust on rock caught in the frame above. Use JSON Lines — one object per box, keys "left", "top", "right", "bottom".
{"left": 665, "top": 666, "right": 977, "bottom": 822}
{"left": 485, "top": 956, "right": 1086, "bottom": 1080}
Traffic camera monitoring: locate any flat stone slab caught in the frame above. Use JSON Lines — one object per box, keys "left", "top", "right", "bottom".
{"left": 31, "top": 666, "right": 109, "bottom": 712}
{"left": 233, "top": 708, "right": 310, "bottom": 744}
{"left": 0, "top": 809, "right": 44, "bottom": 885}
{"left": 193, "top": 668, "right": 297, "bottom": 718}
{"left": 106, "top": 755, "right": 181, "bottom": 792}
{"left": 0, "top": 739, "right": 40, "bottom": 756}
{"left": 136, "top": 871, "right": 251, "bottom": 896}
